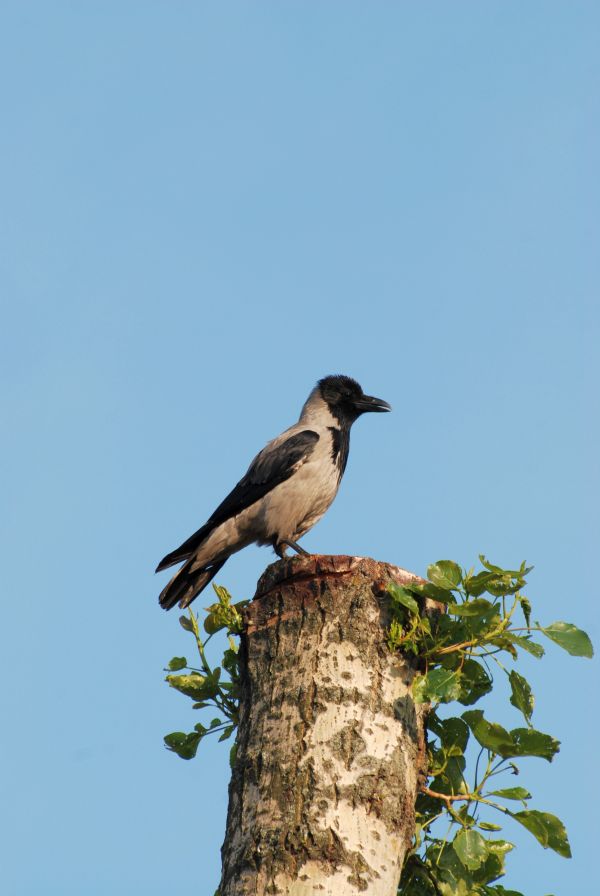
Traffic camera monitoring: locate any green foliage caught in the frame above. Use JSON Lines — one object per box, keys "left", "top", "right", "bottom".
{"left": 539, "top": 621, "right": 593, "bottom": 658}
{"left": 161, "top": 558, "right": 592, "bottom": 895}
{"left": 393, "top": 557, "right": 592, "bottom": 896}
{"left": 163, "top": 585, "right": 248, "bottom": 762}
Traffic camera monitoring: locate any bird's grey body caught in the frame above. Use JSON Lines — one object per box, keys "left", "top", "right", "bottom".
{"left": 156, "top": 375, "right": 390, "bottom": 610}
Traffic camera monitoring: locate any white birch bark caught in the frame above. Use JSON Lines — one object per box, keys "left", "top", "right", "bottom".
{"left": 219, "top": 555, "right": 429, "bottom": 896}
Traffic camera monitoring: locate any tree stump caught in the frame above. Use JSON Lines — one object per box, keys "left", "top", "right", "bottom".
{"left": 219, "top": 555, "right": 429, "bottom": 896}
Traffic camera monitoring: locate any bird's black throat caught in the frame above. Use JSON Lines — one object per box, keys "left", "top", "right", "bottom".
{"left": 328, "top": 425, "right": 350, "bottom": 478}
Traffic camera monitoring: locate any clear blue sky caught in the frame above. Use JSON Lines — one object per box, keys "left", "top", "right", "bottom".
{"left": 1, "top": 3, "right": 598, "bottom": 894}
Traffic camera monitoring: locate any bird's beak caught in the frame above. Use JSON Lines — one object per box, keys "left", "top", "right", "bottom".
{"left": 354, "top": 394, "right": 392, "bottom": 413}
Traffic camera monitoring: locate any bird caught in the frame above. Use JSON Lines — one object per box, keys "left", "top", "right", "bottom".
{"left": 156, "top": 374, "right": 391, "bottom": 610}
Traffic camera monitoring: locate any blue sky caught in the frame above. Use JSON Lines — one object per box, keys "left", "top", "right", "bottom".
{"left": 1, "top": 3, "right": 598, "bottom": 894}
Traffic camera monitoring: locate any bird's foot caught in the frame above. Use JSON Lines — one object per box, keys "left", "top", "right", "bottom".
{"left": 277, "top": 539, "right": 310, "bottom": 558}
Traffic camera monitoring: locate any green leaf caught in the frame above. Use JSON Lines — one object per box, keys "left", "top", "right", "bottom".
{"left": 485, "top": 841, "right": 515, "bottom": 857}
{"left": 166, "top": 672, "right": 220, "bottom": 701}
{"left": 429, "top": 715, "right": 470, "bottom": 752}
{"left": 164, "top": 730, "right": 202, "bottom": 760}
{"left": 488, "top": 787, "right": 531, "bottom": 801}
{"left": 204, "top": 612, "right": 226, "bottom": 635}
{"left": 478, "top": 822, "right": 502, "bottom": 831}
{"left": 520, "top": 596, "right": 532, "bottom": 627}
{"left": 446, "top": 598, "right": 497, "bottom": 617}
{"left": 465, "top": 564, "right": 527, "bottom": 598}
{"left": 504, "top": 633, "right": 545, "bottom": 658}
{"left": 509, "top": 670, "right": 534, "bottom": 723}
{"left": 432, "top": 842, "right": 476, "bottom": 894}
{"left": 478, "top": 556, "right": 504, "bottom": 573}
{"left": 212, "top": 583, "right": 233, "bottom": 603}
{"left": 413, "top": 668, "right": 463, "bottom": 704}
{"left": 428, "top": 560, "right": 462, "bottom": 590}
{"left": 509, "top": 728, "right": 560, "bottom": 762}
{"left": 407, "top": 581, "right": 455, "bottom": 603}
{"left": 484, "top": 634, "right": 518, "bottom": 659}
{"left": 179, "top": 614, "right": 194, "bottom": 632}
{"left": 540, "top": 621, "right": 594, "bottom": 658}
{"left": 432, "top": 755, "right": 468, "bottom": 797}
{"left": 203, "top": 586, "right": 247, "bottom": 635}
{"left": 510, "top": 810, "right": 571, "bottom": 857}
{"left": 464, "top": 570, "right": 497, "bottom": 597}
{"left": 486, "top": 575, "right": 525, "bottom": 597}
{"left": 471, "top": 839, "right": 515, "bottom": 886}
{"left": 387, "top": 618, "right": 405, "bottom": 652}
{"left": 462, "top": 710, "right": 514, "bottom": 755}
{"left": 167, "top": 656, "right": 187, "bottom": 671}
{"left": 387, "top": 582, "right": 420, "bottom": 615}
{"left": 458, "top": 659, "right": 493, "bottom": 706}
{"left": 478, "top": 556, "right": 532, "bottom": 576}
{"left": 462, "top": 712, "right": 559, "bottom": 761}
{"left": 453, "top": 829, "right": 489, "bottom": 871}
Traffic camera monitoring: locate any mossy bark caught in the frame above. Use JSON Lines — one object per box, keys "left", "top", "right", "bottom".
{"left": 219, "top": 555, "right": 429, "bottom": 896}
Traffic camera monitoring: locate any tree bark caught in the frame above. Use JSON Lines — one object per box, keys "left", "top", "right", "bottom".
{"left": 219, "top": 555, "right": 429, "bottom": 896}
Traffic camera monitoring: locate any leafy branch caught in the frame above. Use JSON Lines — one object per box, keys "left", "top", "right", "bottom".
{"left": 163, "top": 585, "right": 248, "bottom": 763}
{"left": 390, "top": 557, "right": 593, "bottom": 896}
{"left": 161, "top": 557, "right": 593, "bottom": 896}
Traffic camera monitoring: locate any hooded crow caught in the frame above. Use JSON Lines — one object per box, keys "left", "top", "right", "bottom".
{"left": 156, "top": 374, "right": 391, "bottom": 610}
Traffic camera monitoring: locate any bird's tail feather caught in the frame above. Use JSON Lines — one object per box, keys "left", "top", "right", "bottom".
{"left": 158, "top": 557, "right": 227, "bottom": 611}
{"left": 155, "top": 521, "right": 215, "bottom": 572}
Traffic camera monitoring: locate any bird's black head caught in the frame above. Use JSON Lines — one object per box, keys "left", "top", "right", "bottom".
{"left": 318, "top": 375, "right": 391, "bottom": 426}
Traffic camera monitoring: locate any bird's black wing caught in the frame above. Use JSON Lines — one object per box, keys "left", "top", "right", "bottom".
{"left": 156, "top": 429, "right": 319, "bottom": 571}
{"left": 209, "top": 429, "right": 320, "bottom": 527}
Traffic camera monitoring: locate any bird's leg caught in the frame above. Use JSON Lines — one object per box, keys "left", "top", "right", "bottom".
{"left": 273, "top": 539, "right": 288, "bottom": 559}
{"left": 278, "top": 539, "right": 310, "bottom": 557}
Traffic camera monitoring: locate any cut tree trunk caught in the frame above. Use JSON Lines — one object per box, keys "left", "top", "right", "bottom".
{"left": 219, "top": 555, "right": 430, "bottom": 896}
